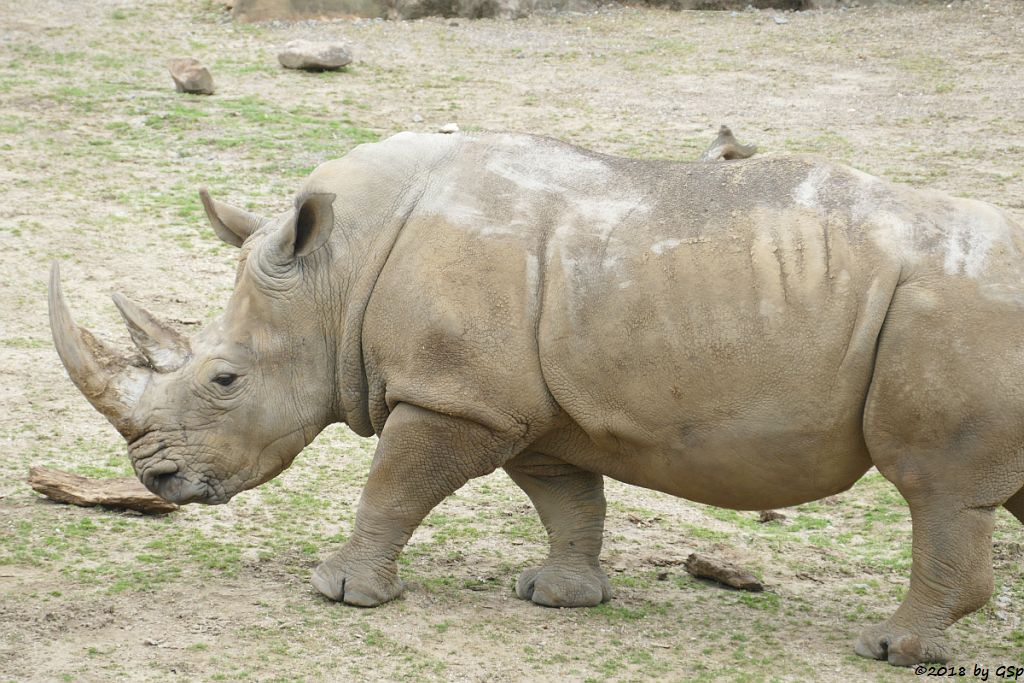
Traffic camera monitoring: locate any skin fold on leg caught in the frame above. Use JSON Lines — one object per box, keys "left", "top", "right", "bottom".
{"left": 504, "top": 451, "right": 612, "bottom": 607}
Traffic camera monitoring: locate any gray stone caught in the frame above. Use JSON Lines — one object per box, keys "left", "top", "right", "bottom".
{"left": 167, "top": 58, "right": 214, "bottom": 95}
{"left": 232, "top": 0, "right": 937, "bottom": 20}
{"left": 235, "top": 0, "right": 386, "bottom": 21}
{"left": 278, "top": 40, "right": 353, "bottom": 71}
{"left": 438, "top": 122, "right": 459, "bottom": 134}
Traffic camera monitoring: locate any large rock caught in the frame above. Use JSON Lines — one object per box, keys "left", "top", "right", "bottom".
{"left": 235, "top": 0, "right": 387, "bottom": 20}
{"left": 234, "top": 0, "right": 940, "bottom": 20}
{"left": 167, "top": 58, "right": 214, "bottom": 95}
{"left": 235, "top": 0, "right": 592, "bottom": 20}
{"left": 278, "top": 40, "right": 353, "bottom": 71}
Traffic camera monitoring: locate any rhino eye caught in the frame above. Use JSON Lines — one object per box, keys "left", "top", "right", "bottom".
{"left": 212, "top": 373, "right": 237, "bottom": 387}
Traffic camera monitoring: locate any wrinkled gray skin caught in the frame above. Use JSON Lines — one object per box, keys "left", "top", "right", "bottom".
{"left": 50, "top": 132, "right": 1024, "bottom": 666}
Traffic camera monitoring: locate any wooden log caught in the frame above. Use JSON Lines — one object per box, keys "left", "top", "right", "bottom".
{"left": 684, "top": 553, "right": 764, "bottom": 592}
{"left": 27, "top": 466, "right": 179, "bottom": 514}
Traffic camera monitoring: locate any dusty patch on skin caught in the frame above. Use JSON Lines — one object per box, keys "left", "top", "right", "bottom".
{"left": 942, "top": 201, "right": 1014, "bottom": 279}
{"left": 793, "top": 167, "right": 831, "bottom": 210}
{"left": 650, "top": 238, "right": 681, "bottom": 255}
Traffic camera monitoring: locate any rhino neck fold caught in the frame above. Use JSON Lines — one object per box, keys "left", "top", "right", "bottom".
{"left": 332, "top": 186, "right": 426, "bottom": 438}
{"left": 300, "top": 132, "right": 458, "bottom": 438}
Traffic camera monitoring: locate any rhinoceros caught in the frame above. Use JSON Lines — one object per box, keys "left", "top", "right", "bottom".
{"left": 49, "top": 132, "right": 1024, "bottom": 666}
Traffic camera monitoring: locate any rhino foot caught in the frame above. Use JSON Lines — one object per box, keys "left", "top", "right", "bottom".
{"left": 516, "top": 564, "right": 612, "bottom": 607}
{"left": 854, "top": 621, "right": 951, "bottom": 667}
{"left": 311, "top": 554, "right": 403, "bottom": 607}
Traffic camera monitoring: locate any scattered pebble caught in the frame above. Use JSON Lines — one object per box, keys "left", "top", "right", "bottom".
{"left": 167, "top": 58, "right": 214, "bottom": 95}
{"left": 278, "top": 40, "right": 352, "bottom": 71}
{"left": 758, "top": 509, "right": 786, "bottom": 523}
{"left": 412, "top": 113, "right": 424, "bottom": 123}
{"left": 439, "top": 122, "right": 460, "bottom": 134}
{"left": 773, "top": 15, "right": 789, "bottom": 24}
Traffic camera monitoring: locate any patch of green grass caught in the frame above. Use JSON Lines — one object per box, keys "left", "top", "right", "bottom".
{"left": 1, "top": 337, "right": 48, "bottom": 349}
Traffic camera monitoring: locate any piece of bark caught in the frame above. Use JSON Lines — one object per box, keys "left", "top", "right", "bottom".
{"left": 699, "top": 125, "right": 758, "bottom": 162}
{"left": 684, "top": 553, "right": 763, "bottom": 592}
{"left": 28, "top": 466, "right": 178, "bottom": 514}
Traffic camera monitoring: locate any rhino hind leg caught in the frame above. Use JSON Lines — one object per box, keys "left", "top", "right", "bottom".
{"left": 504, "top": 453, "right": 612, "bottom": 607}
{"left": 312, "top": 403, "right": 518, "bottom": 606}
{"left": 855, "top": 284, "right": 1024, "bottom": 666}
{"left": 852, "top": 502, "right": 995, "bottom": 666}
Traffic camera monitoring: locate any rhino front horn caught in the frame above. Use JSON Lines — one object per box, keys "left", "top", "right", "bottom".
{"left": 48, "top": 262, "right": 150, "bottom": 439}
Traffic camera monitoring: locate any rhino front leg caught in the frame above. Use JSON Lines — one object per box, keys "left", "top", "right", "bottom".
{"left": 504, "top": 452, "right": 612, "bottom": 607}
{"left": 312, "top": 403, "right": 513, "bottom": 606}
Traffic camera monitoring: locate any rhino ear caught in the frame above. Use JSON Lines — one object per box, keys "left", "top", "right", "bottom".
{"left": 199, "top": 188, "right": 266, "bottom": 248}
{"left": 266, "top": 192, "right": 336, "bottom": 265}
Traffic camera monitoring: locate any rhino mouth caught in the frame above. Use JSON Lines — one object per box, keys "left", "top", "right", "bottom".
{"left": 144, "top": 466, "right": 210, "bottom": 505}
{"left": 132, "top": 442, "right": 226, "bottom": 505}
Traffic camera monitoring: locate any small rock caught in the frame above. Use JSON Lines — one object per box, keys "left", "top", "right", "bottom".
{"left": 438, "top": 122, "right": 459, "bottom": 134}
{"left": 278, "top": 40, "right": 352, "bottom": 71}
{"left": 627, "top": 513, "right": 661, "bottom": 528}
{"left": 773, "top": 15, "right": 789, "bottom": 24}
{"left": 167, "top": 58, "right": 214, "bottom": 95}
{"left": 412, "top": 113, "right": 424, "bottom": 123}
{"left": 758, "top": 510, "right": 786, "bottom": 523}
{"left": 448, "top": 20, "right": 459, "bottom": 26}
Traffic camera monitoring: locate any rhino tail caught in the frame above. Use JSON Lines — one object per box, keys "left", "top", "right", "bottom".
{"left": 1004, "top": 486, "right": 1024, "bottom": 526}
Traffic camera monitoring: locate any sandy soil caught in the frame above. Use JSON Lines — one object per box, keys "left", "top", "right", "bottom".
{"left": 0, "top": 0, "right": 1022, "bottom": 681}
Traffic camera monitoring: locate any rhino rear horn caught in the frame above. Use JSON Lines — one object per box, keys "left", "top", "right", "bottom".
{"left": 48, "top": 263, "right": 150, "bottom": 439}
{"left": 200, "top": 188, "right": 267, "bottom": 248}
{"left": 112, "top": 293, "right": 190, "bottom": 373}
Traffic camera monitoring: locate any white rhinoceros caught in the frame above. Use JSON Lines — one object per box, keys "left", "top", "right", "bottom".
{"left": 49, "top": 132, "right": 1024, "bottom": 666}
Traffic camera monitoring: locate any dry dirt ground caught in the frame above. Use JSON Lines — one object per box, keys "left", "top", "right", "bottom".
{"left": 1, "top": 0, "right": 1023, "bottom": 681}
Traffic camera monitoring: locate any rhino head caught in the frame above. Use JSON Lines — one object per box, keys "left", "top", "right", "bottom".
{"left": 49, "top": 189, "right": 340, "bottom": 504}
